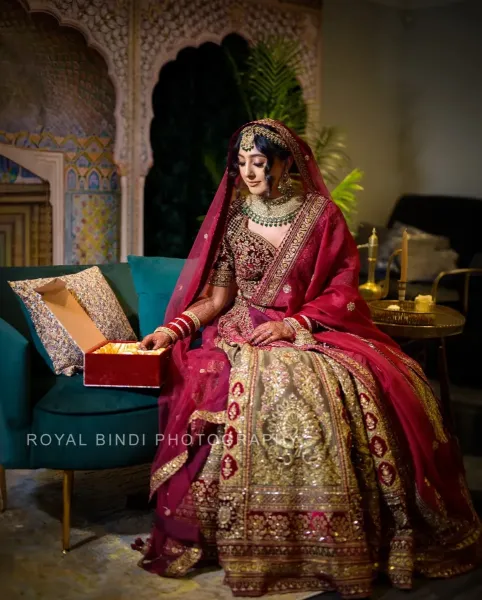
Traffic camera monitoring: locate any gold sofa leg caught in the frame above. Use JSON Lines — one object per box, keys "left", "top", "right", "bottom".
{"left": 62, "top": 470, "right": 74, "bottom": 554}
{"left": 0, "top": 465, "right": 6, "bottom": 512}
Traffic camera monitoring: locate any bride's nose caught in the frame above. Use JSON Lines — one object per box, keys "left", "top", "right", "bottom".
{"left": 246, "top": 165, "right": 256, "bottom": 179}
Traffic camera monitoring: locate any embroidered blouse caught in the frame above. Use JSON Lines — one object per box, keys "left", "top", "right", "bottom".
{"left": 208, "top": 207, "right": 318, "bottom": 340}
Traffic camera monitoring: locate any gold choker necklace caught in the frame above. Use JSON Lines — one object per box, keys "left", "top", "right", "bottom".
{"left": 241, "top": 194, "right": 303, "bottom": 227}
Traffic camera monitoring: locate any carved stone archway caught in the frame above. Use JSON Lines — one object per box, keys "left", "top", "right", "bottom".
{"left": 24, "top": 0, "right": 128, "bottom": 165}
{"left": 0, "top": 143, "right": 64, "bottom": 264}
{"left": 20, "top": 0, "right": 322, "bottom": 259}
{"left": 137, "top": 1, "right": 322, "bottom": 256}
{"left": 139, "top": 1, "right": 322, "bottom": 170}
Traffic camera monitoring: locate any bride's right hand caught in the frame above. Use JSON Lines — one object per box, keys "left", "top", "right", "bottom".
{"left": 138, "top": 331, "right": 172, "bottom": 351}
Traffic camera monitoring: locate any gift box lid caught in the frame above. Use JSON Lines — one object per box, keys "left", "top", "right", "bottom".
{"left": 35, "top": 278, "right": 107, "bottom": 352}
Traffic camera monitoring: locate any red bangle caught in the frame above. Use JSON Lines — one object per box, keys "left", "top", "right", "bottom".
{"left": 292, "top": 314, "right": 313, "bottom": 332}
{"left": 176, "top": 315, "right": 195, "bottom": 335}
{"left": 173, "top": 317, "right": 192, "bottom": 337}
{"left": 166, "top": 322, "right": 185, "bottom": 339}
{"left": 160, "top": 311, "right": 201, "bottom": 342}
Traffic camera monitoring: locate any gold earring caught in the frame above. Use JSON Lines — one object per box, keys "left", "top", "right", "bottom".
{"left": 278, "top": 171, "right": 294, "bottom": 196}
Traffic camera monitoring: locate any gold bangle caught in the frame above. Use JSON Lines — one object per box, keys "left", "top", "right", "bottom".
{"left": 283, "top": 318, "right": 315, "bottom": 347}
{"left": 182, "top": 310, "right": 201, "bottom": 330}
{"left": 154, "top": 326, "right": 178, "bottom": 343}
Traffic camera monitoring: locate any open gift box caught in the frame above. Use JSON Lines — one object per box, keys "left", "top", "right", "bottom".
{"left": 35, "top": 278, "right": 169, "bottom": 388}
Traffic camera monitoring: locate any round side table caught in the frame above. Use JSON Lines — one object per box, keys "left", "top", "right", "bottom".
{"left": 373, "top": 305, "right": 465, "bottom": 419}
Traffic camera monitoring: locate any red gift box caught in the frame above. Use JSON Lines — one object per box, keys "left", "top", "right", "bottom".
{"left": 36, "top": 278, "right": 169, "bottom": 388}
{"left": 84, "top": 341, "right": 169, "bottom": 388}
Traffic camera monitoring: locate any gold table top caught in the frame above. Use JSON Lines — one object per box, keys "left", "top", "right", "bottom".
{"left": 372, "top": 305, "right": 465, "bottom": 339}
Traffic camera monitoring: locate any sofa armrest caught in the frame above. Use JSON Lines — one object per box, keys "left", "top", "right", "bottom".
{"left": 0, "top": 317, "right": 31, "bottom": 439}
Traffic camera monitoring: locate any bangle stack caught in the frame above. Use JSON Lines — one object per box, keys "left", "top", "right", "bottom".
{"left": 155, "top": 311, "right": 202, "bottom": 343}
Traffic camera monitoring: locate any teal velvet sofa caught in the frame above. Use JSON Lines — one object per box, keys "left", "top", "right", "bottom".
{"left": 0, "top": 260, "right": 184, "bottom": 552}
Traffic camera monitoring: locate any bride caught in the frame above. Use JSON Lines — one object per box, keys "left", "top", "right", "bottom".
{"left": 133, "top": 119, "right": 480, "bottom": 598}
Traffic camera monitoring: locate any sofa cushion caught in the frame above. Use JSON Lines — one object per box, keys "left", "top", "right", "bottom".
{"left": 0, "top": 264, "right": 139, "bottom": 375}
{"left": 8, "top": 266, "right": 136, "bottom": 376}
{"left": 127, "top": 255, "right": 185, "bottom": 338}
{"left": 35, "top": 374, "right": 159, "bottom": 415}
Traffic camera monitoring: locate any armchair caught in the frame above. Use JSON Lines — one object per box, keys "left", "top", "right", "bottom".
{"left": 0, "top": 261, "right": 184, "bottom": 552}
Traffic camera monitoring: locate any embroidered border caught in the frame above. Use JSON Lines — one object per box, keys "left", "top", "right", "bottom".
{"left": 252, "top": 193, "right": 328, "bottom": 306}
{"left": 149, "top": 450, "right": 188, "bottom": 499}
{"left": 163, "top": 545, "right": 203, "bottom": 576}
{"left": 189, "top": 409, "right": 226, "bottom": 425}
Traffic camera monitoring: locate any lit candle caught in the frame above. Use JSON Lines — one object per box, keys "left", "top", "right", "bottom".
{"left": 414, "top": 295, "right": 434, "bottom": 312}
{"left": 400, "top": 229, "right": 408, "bottom": 283}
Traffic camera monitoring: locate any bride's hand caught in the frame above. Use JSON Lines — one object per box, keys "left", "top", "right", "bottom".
{"left": 249, "top": 321, "right": 295, "bottom": 346}
{"left": 138, "top": 331, "right": 172, "bottom": 351}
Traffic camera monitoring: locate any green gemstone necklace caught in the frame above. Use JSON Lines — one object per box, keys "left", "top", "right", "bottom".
{"left": 241, "top": 193, "right": 303, "bottom": 227}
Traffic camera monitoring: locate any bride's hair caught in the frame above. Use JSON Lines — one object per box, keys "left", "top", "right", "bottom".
{"left": 229, "top": 124, "right": 292, "bottom": 193}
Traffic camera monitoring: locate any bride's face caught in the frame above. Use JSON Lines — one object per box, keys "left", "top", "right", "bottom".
{"left": 237, "top": 145, "right": 285, "bottom": 197}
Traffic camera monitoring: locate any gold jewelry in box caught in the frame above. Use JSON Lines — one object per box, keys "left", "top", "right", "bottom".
{"left": 94, "top": 342, "right": 166, "bottom": 355}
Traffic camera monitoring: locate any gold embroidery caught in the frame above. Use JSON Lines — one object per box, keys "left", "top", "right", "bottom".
{"left": 174, "top": 341, "right": 481, "bottom": 597}
{"left": 188, "top": 410, "right": 226, "bottom": 425}
{"left": 284, "top": 317, "right": 316, "bottom": 346}
{"left": 216, "top": 346, "right": 373, "bottom": 595}
{"left": 215, "top": 210, "right": 277, "bottom": 343}
{"left": 208, "top": 234, "right": 235, "bottom": 287}
{"left": 149, "top": 450, "right": 188, "bottom": 498}
{"left": 252, "top": 193, "right": 328, "bottom": 306}
{"left": 163, "top": 545, "right": 203, "bottom": 577}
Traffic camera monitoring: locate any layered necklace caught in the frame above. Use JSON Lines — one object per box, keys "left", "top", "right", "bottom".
{"left": 241, "top": 193, "right": 303, "bottom": 227}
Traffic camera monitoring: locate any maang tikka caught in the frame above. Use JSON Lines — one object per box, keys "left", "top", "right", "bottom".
{"left": 240, "top": 125, "right": 288, "bottom": 152}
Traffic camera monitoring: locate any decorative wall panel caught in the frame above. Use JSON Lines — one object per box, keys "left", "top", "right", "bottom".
{"left": 12, "top": 0, "right": 322, "bottom": 259}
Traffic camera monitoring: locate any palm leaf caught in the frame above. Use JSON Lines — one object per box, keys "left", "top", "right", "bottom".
{"left": 224, "top": 48, "right": 254, "bottom": 121}
{"left": 307, "top": 126, "right": 350, "bottom": 185}
{"left": 243, "top": 38, "right": 307, "bottom": 133}
{"left": 330, "top": 169, "right": 363, "bottom": 227}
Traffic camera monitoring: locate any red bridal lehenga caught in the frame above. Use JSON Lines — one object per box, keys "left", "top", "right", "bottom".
{"left": 133, "top": 120, "right": 481, "bottom": 598}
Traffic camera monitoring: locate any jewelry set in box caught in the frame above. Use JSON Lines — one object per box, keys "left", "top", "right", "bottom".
{"left": 36, "top": 279, "right": 169, "bottom": 388}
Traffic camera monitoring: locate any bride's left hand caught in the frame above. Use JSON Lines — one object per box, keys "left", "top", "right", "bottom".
{"left": 249, "top": 321, "right": 295, "bottom": 346}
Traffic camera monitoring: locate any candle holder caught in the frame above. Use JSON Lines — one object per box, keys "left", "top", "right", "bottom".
{"left": 398, "top": 280, "right": 407, "bottom": 302}
{"left": 358, "top": 228, "right": 383, "bottom": 301}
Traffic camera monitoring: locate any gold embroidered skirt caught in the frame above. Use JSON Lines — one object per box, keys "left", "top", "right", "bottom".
{"left": 171, "top": 344, "right": 480, "bottom": 598}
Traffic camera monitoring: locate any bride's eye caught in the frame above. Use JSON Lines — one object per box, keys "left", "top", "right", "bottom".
{"left": 239, "top": 162, "right": 246, "bottom": 167}
{"left": 254, "top": 163, "right": 265, "bottom": 168}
